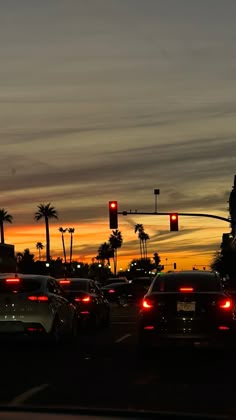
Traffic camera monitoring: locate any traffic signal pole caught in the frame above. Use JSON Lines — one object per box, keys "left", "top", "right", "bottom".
{"left": 119, "top": 210, "right": 230, "bottom": 224}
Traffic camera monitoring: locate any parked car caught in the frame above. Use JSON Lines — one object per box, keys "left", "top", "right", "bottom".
{"left": 57, "top": 278, "right": 110, "bottom": 328}
{"left": 138, "top": 270, "right": 236, "bottom": 353}
{"left": 0, "top": 273, "right": 78, "bottom": 343}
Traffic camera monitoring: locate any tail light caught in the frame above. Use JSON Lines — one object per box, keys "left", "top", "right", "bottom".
{"left": 59, "top": 280, "right": 71, "bottom": 285}
{"left": 179, "top": 287, "right": 194, "bottom": 293}
{"left": 108, "top": 289, "right": 115, "bottom": 293}
{"left": 219, "top": 298, "right": 232, "bottom": 310}
{"left": 142, "top": 298, "right": 154, "bottom": 309}
{"left": 28, "top": 295, "right": 49, "bottom": 302}
{"left": 6, "top": 278, "right": 20, "bottom": 284}
{"left": 74, "top": 295, "right": 91, "bottom": 303}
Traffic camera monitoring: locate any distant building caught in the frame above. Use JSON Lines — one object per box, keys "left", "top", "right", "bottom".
{"left": 0, "top": 244, "right": 15, "bottom": 272}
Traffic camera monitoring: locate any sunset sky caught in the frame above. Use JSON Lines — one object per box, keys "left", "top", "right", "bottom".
{"left": 1, "top": 0, "right": 236, "bottom": 271}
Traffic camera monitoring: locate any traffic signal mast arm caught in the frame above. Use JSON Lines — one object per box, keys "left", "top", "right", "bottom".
{"left": 120, "top": 210, "right": 230, "bottom": 224}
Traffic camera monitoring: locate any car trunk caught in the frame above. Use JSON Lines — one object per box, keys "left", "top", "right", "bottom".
{"left": 148, "top": 292, "right": 233, "bottom": 333}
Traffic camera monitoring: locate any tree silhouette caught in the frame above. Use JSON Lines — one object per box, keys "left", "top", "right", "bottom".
{"left": 68, "top": 227, "right": 75, "bottom": 265}
{"left": 34, "top": 203, "right": 58, "bottom": 262}
{"left": 59, "top": 227, "right": 67, "bottom": 263}
{"left": 135, "top": 224, "right": 144, "bottom": 259}
{"left": 109, "top": 229, "right": 123, "bottom": 275}
{"left": 36, "top": 242, "right": 44, "bottom": 260}
{"left": 0, "top": 209, "right": 13, "bottom": 244}
{"left": 96, "top": 242, "right": 114, "bottom": 266}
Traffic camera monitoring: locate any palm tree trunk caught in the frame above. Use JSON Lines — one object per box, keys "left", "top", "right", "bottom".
{"left": 139, "top": 239, "right": 142, "bottom": 259}
{"left": 38, "top": 248, "right": 41, "bottom": 260}
{"left": 113, "top": 249, "right": 117, "bottom": 275}
{"left": 62, "top": 235, "right": 67, "bottom": 263}
{"left": 142, "top": 239, "right": 145, "bottom": 260}
{"left": 0, "top": 222, "right": 4, "bottom": 244}
{"left": 45, "top": 217, "right": 50, "bottom": 262}
{"left": 70, "top": 233, "right": 73, "bottom": 264}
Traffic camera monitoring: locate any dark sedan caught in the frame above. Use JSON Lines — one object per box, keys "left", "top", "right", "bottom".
{"left": 138, "top": 270, "right": 236, "bottom": 352}
{"left": 57, "top": 278, "right": 110, "bottom": 329}
{"left": 101, "top": 278, "right": 152, "bottom": 306}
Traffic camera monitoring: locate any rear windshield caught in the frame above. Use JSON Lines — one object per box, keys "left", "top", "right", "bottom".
{"left": 131, "top": 278, "right": 153, "bottom": 286}
{"left": 58, "top": 281, "right": 88, "bottom": 292}
{"left": 106, "top": 279, "right": 126, "bottom": 285}
{"left": 0, "top": 278, "right": 41, "bottom": 294}
{"left": 152, "top": 273, "right": 222, "bottom": 292}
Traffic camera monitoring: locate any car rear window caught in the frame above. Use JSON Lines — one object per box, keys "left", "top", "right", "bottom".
{"left": 152, "top": 273, "right": 222, "bottom": 292}
{"left": 58, "top": 280, "right": 88, "bottom": 292}
{"left": 0, "top": 278, "right": 41, "bottom": 294}
{"left": 131, "top": 278, "right": 153, "bottom": 286}
{"left": 106, "top": 279, "right": 126, "bottom": 285}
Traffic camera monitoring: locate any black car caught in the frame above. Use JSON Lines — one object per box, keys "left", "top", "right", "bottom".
{"left": 102, "top": 278, "right": 152, "bottom": 306}
{"left": 138, "top": 270, "right": 236, "bottom": 351}
{"left": 101, "top": 282, "right": 132, "bottom": 306}
{"left": 104, "top": 278, "right": 128, "bottom": 286}
{"left": 57, "top": 278, "right": 110, "bottom": 329}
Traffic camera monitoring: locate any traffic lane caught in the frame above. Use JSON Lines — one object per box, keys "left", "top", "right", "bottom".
{"left": 0, "top": 304, "right": 136, "bottom": 404}
{"left": 1, "top": 304, "right": 236, "bottom": 415}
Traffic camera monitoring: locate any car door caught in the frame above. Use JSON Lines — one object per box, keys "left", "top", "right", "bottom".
{"left": 47, "top": 279, "right": 74, "bottom": 333}
{"left": 89, "top": 281, "right": 103, "bottom": 319}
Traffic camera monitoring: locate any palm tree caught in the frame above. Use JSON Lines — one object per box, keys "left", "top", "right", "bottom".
{"left": 134, "top": 224, "right": 144, "bottom": 259}
{"left": 141, "top": 232, "right": 150, "bottom": 259}
{"left": 68, "top": 228, "right": 75, "bottom": 265}
{"left": 59, "top": 227, "right": 67, "bottom": 263}
{"left": 36, "top": 242, "right": 44, "bottom": 260}
{"left": 0, "top": 209, "right": 13, "bottom": 244}
{"left": 96, "top": 242, "right": 114, "bottom": 266}
{"left": 109, "top": 229, "right": 123, "bottom": 275}
{"left": 34, "top": 203, "right": 58, "bottom": 262}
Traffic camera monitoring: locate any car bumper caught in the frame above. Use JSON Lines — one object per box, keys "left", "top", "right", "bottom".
{"left": 138, "top": 325, "right": 236, "bottom": 348}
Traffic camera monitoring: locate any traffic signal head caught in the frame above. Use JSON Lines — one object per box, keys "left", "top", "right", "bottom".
{"left": 170, "top": 213, "right": 179, "bottom": 231}
{"left": 109, "top": 201, "right": 118, "bottom": 229}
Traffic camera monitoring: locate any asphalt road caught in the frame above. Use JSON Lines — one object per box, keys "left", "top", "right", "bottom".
{"left": 0, "top": 304, "right": 235, "bottom": 417}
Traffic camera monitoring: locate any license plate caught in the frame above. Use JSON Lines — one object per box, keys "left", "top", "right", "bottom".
{"left": 0, "top": 322, "right": 24, "bottom": 333}
{"left": 177, "top": 301, "right": 196, "bottom": 312}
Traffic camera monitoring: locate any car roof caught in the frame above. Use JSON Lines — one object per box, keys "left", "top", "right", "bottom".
{"left": 156, "top": 270, "right": 218, "bottom": 278}
{"left": 57, "top": 278, "right": 93, "bottom": 282}
{"left": 102, "top": 282, "right": 128, "bottom": 289}
{"left": 0, "top": 273, "right": 53, "bottom": 281}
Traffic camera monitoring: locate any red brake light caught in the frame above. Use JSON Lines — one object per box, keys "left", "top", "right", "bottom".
{"left": 179, "top": 287, "right": 194, "bottom": 293}
{"left": 142, "top": 298, "right": 154, "bottom": 309}
{"left": 28, "top": 295, "right": 48, "bottom": 302}
{"left": 59, "top": 280, "right": 71, "bottom": 284}
{"left": 108, "top": 289, "right": 115, "bottom": 293}
{"left": 219, "top": 299, "right": 232, "bottom": 309}
{"left": 6, "top": 278, "right": 20, "bottom": 283}
{"left": 74, "top": 295, "right": 91, "bottom": 303}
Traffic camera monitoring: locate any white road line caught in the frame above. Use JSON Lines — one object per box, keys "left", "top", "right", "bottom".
{"left": 115, "top": 333, "right": 132, "bottom": 343}
{"left": 9, "top": 383, "right": 49, "bottom": 406}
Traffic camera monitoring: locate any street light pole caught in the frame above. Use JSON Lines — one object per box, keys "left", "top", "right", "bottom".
{"left": 154, "top": 189, "right": 160, "bottom": 213}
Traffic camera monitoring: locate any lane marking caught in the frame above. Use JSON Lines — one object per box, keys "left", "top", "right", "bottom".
{"left": 9, "top": 383, "right": 49, "bottom": 406}
{"left": 115, "top": 333, "right": 132, "bottom": 343}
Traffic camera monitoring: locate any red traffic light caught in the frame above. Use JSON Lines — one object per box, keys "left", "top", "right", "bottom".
{"left": 109, "top": 201, "right": 117, "bottom": 209}
{"left": 109, "top": 201, "right": 118, "bottom": 229}
{"left": 170, "top": 213, "right": 179, "bottom": 231}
